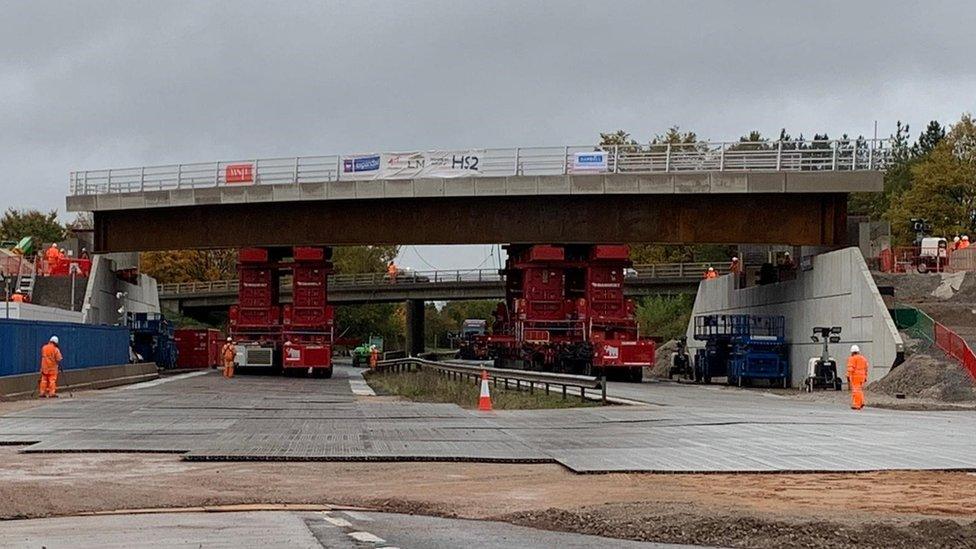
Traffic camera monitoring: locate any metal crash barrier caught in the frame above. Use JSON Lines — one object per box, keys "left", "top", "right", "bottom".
{"left": 372, "top": 356, "right": 608, "bottom": 404}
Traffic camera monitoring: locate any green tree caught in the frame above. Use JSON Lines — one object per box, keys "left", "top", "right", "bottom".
{"left": 635, "top": 294, "right": 695, "bottom": 341}
{"left": 887, "top": 114, "right": 976, "bottom": 243}
{"left": 332, "top": 245, "right": 399, "bottom": 274}
{"left": 0, "top": 209, "right": 65, "bottom": 244}
{"left": 331, "top": 245, "right": 404, "bottom": 349}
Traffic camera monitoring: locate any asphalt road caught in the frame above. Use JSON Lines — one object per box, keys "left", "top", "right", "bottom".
{"left": 0, "top": 510, "right": 707, "bottom": 548}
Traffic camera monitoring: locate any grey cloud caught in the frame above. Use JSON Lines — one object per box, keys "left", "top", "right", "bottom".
{"left": 1, "top": 0, "right": 974, "bottom": 266}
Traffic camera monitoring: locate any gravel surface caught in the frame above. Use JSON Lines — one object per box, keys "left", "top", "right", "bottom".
{"left": 874, "top": 271, "right": 976, "bottom": 303}
{"left": 501, "top": 505, "right": 976, "bottom": 549}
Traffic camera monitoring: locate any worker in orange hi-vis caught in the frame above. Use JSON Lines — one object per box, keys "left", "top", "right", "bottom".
{"left": 387, "top": 261, "right": 398, "bottom": 284}
{"left": 703, "top": 267, "right": 718, "bottom": 280}
{"left": 43, "top": 243, "right": 59, "bottom": 275}
{"left": 960, "top": 235, "right": 971, "bottom": 250}
{"left": 39, "top": 336, "right": 63, "bottom": 398}
{"left": 10, "top": 292, "right": 24, "bottom": 303}
{"left": 846, "top": 345, "right": 869, "bottom": 410}
{"left": 369, "top": 345, "right": 380, "bottom": 369}
{"left": 221, "top": 337, "right": 236, "bottom": 378}
{"left": 728, "top": 256, "right": 742, "bottom": 274}
{"left": 952, "top": 236, "right": 961, "bottom": 251}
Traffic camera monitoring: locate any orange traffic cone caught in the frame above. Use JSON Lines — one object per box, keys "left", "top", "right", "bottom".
{"left": 478, "top": 369, "right": 493, "bottom": 411}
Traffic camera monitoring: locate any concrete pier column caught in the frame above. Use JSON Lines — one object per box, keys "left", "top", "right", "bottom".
{"left": 404, "top": 299, "right": 425, "bottom": 356}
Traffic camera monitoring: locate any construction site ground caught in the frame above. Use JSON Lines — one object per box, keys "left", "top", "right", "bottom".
{"left": 1, "top": 365, "right": 975, "bottom": 548}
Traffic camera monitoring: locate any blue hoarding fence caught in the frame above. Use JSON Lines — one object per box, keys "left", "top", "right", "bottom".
{"left": 0, "top": 319, "right": 130, "bottom": 377}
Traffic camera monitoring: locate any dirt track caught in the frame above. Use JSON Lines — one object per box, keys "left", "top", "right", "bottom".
{"left": 1, "top": 447, "right": 974, "bottom": 547}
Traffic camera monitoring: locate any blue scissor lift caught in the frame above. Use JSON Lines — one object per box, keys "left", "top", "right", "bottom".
{"left": 727, "top": 315, "right": 790, "bottom": 388}
{"left": 692, "top": 314, "right": 735, "bottom": 384}
{"left": 126, "top": 312, "right": 179, "bottom": 369}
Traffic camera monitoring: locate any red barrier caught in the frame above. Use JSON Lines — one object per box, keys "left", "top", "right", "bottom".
{"left": 934, "top": 322, "right": 976, "bottom": 380}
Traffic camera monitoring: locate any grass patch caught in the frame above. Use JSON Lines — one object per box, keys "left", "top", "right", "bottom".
{"left": 364, "top": 369, "right": 601, "bottom": 410}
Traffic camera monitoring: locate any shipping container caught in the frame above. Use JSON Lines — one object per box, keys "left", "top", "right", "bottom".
{"left": 0, "top": 319, "right": 129, "bottom": 377}
{"left": 174, "top": 328, "right": 222, "bottom": 369}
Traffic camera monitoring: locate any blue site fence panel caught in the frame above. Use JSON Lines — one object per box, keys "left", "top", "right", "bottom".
{"left": 0, "top": 319, "right": 129, "bottom": 377}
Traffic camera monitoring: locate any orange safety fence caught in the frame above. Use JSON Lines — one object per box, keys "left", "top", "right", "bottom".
{"left": 933, "top": 322, "right": 976, "bottom": 380}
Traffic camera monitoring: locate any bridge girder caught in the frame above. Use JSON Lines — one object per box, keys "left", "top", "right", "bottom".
{"left": 93, "top": 193, "right": 847, "bottom": 252}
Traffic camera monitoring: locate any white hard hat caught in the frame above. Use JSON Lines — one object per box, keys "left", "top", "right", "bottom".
{"left": 784, "top": 251, "right": 791, "bottom": 256}
{"left": 850, "top": 344, "right": 860, "bottom": 354}
{"left": 731, "top": 256, "right": 739, "bottom": 261}
{"left": 964, "top": 235, "right": 970, "bottom": 241}
{"left": 954, "top": 236, "right": 961, "bottom": 242}
{"left": 227, "top": 337, "right": 232, "bottom": 341}
{"left": 50, "top": 335, "right": 59, "bottom": 344}
{"left": 707, "top": 267, "right": 715, "bottom": 271}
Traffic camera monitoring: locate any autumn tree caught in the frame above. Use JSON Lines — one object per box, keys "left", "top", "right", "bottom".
{"left": 140, "top": 250, "right": 238, "bottom": 283}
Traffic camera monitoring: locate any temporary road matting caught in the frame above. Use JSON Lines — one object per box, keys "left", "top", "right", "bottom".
{"left": 1, "top": 367, "right": 975, "bottom": 473}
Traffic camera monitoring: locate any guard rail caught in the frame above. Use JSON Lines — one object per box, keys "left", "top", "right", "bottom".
{"left": 374, "top": 357, "right": 608, "bottom": 403}
{"left": 157, "top": 262, "right": 712, "bottom": 297}
{"left": 69, "top": 139, "right": 891, "bottom": 196}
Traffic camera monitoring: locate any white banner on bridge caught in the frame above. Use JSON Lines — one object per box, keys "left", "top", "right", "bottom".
{"left": 340, "top": 150, "right": 485, "bottom": 180}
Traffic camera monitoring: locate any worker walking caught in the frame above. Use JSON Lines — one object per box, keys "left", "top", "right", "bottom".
{"left": 369, "top": 345, "right": 380, "bottom": 369}
{"left": 387, "top": 261, "right": 398, "bottom": 284}
{"left": 846, "top": 345, "right": 869, "bottom": 410}
{"left": 221, "top": 337, "right": 236, "bottom": 378}
{"left": 39, "top": 336, "right": 63, "bottom": 398}
{"left": 703, "top": 266, "right": 718, "bottom": 280}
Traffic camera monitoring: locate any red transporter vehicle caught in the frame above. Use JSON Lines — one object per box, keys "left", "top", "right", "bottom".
{"left": 281, "top": 247, "right": 335, "bottom": 378}
{"left": 488, "top": 244, "right": 654, "bottom": 382}
{"left": 228, "top": 246, "right": 334, "bottom": 378}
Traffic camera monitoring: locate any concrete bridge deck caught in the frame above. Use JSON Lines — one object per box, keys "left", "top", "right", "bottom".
{"left": 65, "top": 140, "right": 888, "bottom": 251}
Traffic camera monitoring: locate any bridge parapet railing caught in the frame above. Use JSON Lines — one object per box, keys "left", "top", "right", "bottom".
{"left": 157, "top": 263, "right": 710, "bottom": 297}
{"left": 69, "top": 138, "right": 891, "bottom": 196}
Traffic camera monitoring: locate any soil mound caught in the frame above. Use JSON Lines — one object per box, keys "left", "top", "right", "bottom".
{"left": 875, "top": 271, "right": 976, "bottom": 303}
{"left": 648, "top": 339, "right": 678, "bottom": 378}
{"left": 867, "top": 350, "right": 976, "bottom": 402}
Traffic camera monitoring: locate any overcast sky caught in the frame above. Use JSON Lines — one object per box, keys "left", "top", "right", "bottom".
{"left": 3, "top": 0, "right": 974, "bottom": 269}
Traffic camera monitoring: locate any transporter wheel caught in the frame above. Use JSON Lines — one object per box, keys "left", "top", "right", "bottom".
{"left": 319, "top": 367, "right": 333, "bottom": 379}
{"left": 630, "top": 367, "right": 643, "bottom": 383}
{"left": 917, "top": 262, "right": 929, "bottom": 274}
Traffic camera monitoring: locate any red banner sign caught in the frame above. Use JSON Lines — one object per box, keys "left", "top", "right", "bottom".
{"left": 225, "top": 163, "right": 254, "bottom": 184}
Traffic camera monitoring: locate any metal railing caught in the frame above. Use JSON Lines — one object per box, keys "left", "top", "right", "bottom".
{"left": 69, "top": 139, "right": 891, "bottom": 196}
{"left": 157, "top": 262, "right": 712, "bottom": 297}
{"left": 374, "top": 356, "right": 607, "bottom": 403}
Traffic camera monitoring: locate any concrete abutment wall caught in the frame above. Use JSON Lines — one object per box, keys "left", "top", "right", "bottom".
{"left": 686, "top": 247, "right": 903, "bottom": 385}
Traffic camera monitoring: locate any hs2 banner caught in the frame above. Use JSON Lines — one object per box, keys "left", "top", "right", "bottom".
{"left": 340, "top": 150, "right": 485, "bottom": 180}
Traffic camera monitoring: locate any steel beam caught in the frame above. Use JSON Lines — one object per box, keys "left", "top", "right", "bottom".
{"left": 93, "top": 193, "right": 847, "bottom": 252}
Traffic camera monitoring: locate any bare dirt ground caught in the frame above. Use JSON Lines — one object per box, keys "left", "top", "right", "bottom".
{"left": 1, "top": 446, "right": 975, "bottom": 548}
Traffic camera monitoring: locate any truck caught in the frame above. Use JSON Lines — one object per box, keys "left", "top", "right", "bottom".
{"left": 455, "top": 319, "right": 488, "bottom": 360}
{"left": 228, "top": 246, "right": 334, "bottom": 378}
